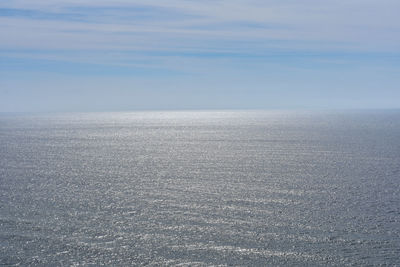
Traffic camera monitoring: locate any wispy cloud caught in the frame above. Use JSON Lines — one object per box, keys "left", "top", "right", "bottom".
{"left": 1, "top": 0, "right": 400, "bottom": 112}
{"left": 1, "top": 0, "right": 399, "bottom": 53}
{"left": 1, "top": 0, "right": 399, "bottom": 77}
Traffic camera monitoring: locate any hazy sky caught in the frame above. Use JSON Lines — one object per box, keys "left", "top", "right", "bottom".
{"left": 1, "top": 0, "right": 399, "bottom": 112}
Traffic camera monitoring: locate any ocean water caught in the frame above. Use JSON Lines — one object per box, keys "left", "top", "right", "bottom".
{"left": 0, "top": 110, "right": 399, "bottom": 266}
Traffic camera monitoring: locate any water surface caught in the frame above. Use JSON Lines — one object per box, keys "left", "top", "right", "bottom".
{"left": 1, "top": 110, "right": 399, "bottom": 265}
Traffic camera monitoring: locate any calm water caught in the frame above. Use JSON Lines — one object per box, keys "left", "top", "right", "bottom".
{"left": 1, "top": 110, "right": 399, "bottom": 266}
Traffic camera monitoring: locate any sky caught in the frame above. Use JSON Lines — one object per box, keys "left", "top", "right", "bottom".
{"left": 0, "top": 0, "right": 399, "bottom": 112}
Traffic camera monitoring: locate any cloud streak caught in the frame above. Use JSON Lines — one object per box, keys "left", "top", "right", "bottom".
{"left": 1, "top": 0, "right": 400, "bottom": 111}
{"left": 1, "top": 0, "right": 399, "bottom": 53}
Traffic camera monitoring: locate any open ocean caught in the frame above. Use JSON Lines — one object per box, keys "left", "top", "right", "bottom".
{"left": 1, "top": 110, "right": 399, "bottom": 266}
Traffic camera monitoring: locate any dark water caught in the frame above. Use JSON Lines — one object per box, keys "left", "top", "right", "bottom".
{"left": 1, "top": 110, "right": 399, "bottom": 266}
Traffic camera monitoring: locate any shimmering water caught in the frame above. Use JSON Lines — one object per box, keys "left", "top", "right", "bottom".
{"left": 1, "top": 110, "right": 399, "bottom": 266}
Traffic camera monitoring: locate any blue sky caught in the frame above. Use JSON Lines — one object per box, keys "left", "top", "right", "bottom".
{"left": 1, "top": 0, "right": 399, "bottom": 112}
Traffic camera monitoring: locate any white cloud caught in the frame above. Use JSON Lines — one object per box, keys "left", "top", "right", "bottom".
{"left": 1, "top": 0, "right": 399, "bottom": 58}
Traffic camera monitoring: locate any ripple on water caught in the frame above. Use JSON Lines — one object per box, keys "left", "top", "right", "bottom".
{"left": 1, "top": 111, "right": 400, "bottom": 265}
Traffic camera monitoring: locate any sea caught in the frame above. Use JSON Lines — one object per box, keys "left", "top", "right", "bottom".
{"left": 1, "top": 110, "right": 399, "bottom": 266}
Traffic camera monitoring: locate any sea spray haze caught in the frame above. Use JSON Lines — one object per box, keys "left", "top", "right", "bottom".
{"left": 1, "top": 110, "right": 400, "bottom": 265}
